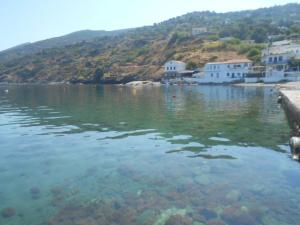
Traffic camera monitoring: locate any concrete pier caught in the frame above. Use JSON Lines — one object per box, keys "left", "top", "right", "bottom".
{"left": 279, "top": 89, "right": 300, "bottom": 136}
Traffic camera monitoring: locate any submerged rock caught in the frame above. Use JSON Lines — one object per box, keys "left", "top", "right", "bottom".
{"left": 50, "top": 186, "right": 64, "bottom": 195}
{"left": 198, "top": 208, "right": 218, "bottom": 220}
{"left": 221, "top": 205, "right": 256, "bottom": 225}
{"left": 194, "top": 175, "right": 210, "bottom": 186}
{"left": 117, "top": 164, "right": 142, "bottom": 181}
{"left": 206, "top": 219, "right": 228, "bottom": 225}
{"left": 225, "top": 190, "right": 241, "bottom": 202}
{"left": 30, "top": 187, "right": 40, "bottom": 194}
{"left": 47, "top": 199, "right": 142, "bottom": 225}
{"left": 153, "top": 208, "right": 187, "bottom": 225}
{"left": 1, "top": 207, "right": 16, "bottom": 218}
{"left": 192, "top": 222, "right": 205, "bottom": 225}
{"left": 165, "top": 214, "right": 193, "bottom": 225}
{"left": 30, "top": 187, "right": 41, "bottom": 199}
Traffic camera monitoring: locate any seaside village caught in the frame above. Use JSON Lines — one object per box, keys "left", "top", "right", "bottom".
{"left": 162, "top": 40, "right": 300, "bottom": 84}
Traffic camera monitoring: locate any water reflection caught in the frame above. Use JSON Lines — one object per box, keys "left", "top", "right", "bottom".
{"left": 0, "top": 85, "right": 289, "bottom": 149}
{"left": 0, "top": 84, "right": 299, "bottom": 225}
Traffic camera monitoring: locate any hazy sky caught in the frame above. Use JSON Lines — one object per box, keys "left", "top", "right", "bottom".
{"left": 0, "top": 0, "right": 298, "bottom": 51}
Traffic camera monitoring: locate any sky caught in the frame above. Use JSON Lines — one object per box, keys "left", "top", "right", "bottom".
{"left": 0, "top": 0, "right": 299, "bottom": 51}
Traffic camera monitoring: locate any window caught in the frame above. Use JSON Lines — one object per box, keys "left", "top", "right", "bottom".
{"left": 227, "top": 73, "right": 230, "bottom": 77}
{"left": 279, "top": 56, "right": 283, "bottom": 62}
{"left": 211, "top": 73, "right": 213, "bottom": 77}
{"left": 269, "top": 57, "right": 272, "bottom": 63}
{"left": 231, "top": 73, "right": 235, "bottom": 78}
{"left": 277, "top": 65, "right": 284, "bottom": 71}
{"left": 174, "top": 67, "right": 176, "bottom": 70}
{"left": 217, "top": 73, "right": 219, "bottom": 78}
{"left": 237, "top": 73, "right": 241, "bottom": 77}
{"left": 274, "top": 57, "right": 278, "bottom": 63}
{"left": 213, "top": 66, "right": 216, "bottom": 69}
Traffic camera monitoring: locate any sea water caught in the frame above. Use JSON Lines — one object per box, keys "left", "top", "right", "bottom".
{"left": 0, "top": 84, "right": 299, "bottom": 225}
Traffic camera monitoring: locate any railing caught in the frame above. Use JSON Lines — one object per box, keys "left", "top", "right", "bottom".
{"left": 265, "top": 61, "right": 288, "bottom": 65}
{"left": 285, "top": 66, "right": 300, "bottom": 72}
{"left": 246, "top": 72, "right": 266, "bottom": 78}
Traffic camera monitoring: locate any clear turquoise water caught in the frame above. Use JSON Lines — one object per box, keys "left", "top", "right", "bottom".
{"left": 0, "top": 84, "right": 299, "bottom": 225}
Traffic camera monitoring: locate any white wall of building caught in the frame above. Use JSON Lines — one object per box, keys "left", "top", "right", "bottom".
{"left": 262, "top": 43, "right": 300, "bottom": 65}
{"left": 201, "top": 61, "right": 252, "bottom": 83}
{"left": 192, "top": 27, "right": 208, "bottom": 36}
{"left": 254, "top": 41, "right": 300, "bottom": 83}
{"left": 164, "top": 60, "right": 186, "bottom": 73}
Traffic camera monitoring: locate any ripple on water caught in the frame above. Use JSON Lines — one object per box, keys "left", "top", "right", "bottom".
{"left": 0, "top": 85, "right": 298, "bottom": 225}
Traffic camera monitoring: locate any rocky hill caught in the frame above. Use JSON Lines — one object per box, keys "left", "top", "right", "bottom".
{"left": 0, "top": 3, "right": 300, "bottom": 84}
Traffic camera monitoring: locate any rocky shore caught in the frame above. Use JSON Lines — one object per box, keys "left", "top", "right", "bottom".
{"left": 123, "top": 81, "right": 161, "bottom": 87}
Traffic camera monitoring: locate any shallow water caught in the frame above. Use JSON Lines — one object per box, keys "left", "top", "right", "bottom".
{"left": 0, "top": 84, "right": 299, "bottom": 225}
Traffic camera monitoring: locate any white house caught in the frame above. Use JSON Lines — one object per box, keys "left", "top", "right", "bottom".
{"left": 187, "top": 59, "right": 252, "bottom": 84}
{"left": 163, "top": 60, "right": 186, "bottom": 80}
{"left": 164, "top": 60, "right": 186, "bottom": 73}
{"left": 248, "top": 41, "right": 300, "bottom": 83}
{"left": 220, "top": 37, "right": 235, "bottom": 42}
{"left": 192, "top": 27, "right": 208, "bottom": 36}
{"left": 261, "top": 41, "right": 300, "bottom": 65}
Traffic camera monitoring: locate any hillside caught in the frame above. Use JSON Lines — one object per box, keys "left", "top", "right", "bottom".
{"left": 0, "top": 3, "right": 300, "bottom": 84}
{"left": 0, "top": 29, "right": 130, "bottom": 62}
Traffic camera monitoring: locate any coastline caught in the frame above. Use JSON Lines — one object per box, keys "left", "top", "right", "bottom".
{"left": 1, "top": 80, "right": 300, "bottom": 88}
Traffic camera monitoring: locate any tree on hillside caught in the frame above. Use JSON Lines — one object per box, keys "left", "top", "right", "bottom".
{"left": 93, "top": 67, "right": 104, "bottom": 82}
{"left": 186, "top": 61, "right": 198, "bottom": 70}
{"left": 251, "top": 28, "right": 268, "bottom": 43}
{"left": 247, "top": 48, "right": 261, "bottom": 63}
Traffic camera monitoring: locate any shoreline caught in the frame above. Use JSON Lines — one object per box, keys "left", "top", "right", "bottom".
{"left": 1, "top": 81, "right": 299, "bottom": 88}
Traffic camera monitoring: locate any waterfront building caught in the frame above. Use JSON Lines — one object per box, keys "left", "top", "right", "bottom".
{"left": 164, "top": 60, "right": 186, "bottom": 77}
{"left": 187, "top": 59, "right": 252, "bottom": 84}
{"left": 162, "top": 60, "right": 188, "bottom": 83}
{"left": 246, "top": 40, "right": 300, "bottom": 83}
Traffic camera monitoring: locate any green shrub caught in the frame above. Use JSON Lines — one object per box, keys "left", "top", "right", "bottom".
{"left": 202, "top": 42, "right": 225, "bottom": 51}
{"left": 167, "top": 32, "right": 189, "bottom": 47}
{"left": 186, "top": 61, "right": 198, "bottom": 70}
{"left": 209, "top": 56, "right": 218, "bottom": 61}
{"left": 207, "top": 34, "right": 220, "bottom": 41}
